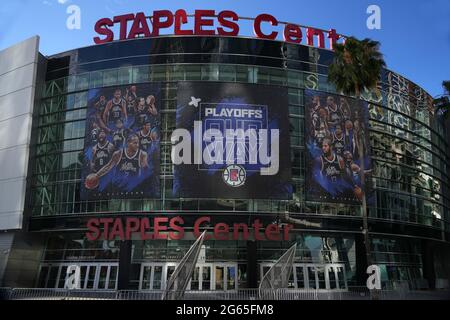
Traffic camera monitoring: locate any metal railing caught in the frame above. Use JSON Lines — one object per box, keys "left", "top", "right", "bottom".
{"left": 1, "top": 287, "right": 449, "bottom": 301}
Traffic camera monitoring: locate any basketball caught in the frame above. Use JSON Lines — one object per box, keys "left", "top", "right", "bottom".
{"left": 85, "top": 174, "right": 99, "bottom": 190}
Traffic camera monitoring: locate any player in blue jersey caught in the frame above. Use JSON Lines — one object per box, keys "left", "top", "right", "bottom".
{"left": 85, "top": 134, "right": 149, "bottom": 189}
{"left": 104, "top": 89, "right": 128, "bottom": 126}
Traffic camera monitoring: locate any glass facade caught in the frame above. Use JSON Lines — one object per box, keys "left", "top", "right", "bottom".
{"left": 25, "top": 36, "right": 450, "bottom": 290}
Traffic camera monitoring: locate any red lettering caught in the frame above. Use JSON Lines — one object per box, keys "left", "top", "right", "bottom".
{"left": 328, "top": 29, "right": 341, "bottom": 50}
{"left": 265, "top": 224, "right": 281, "bottom": 241}
{"left": 86, "top": 219, "right": 100, "bottom": 241}
{"left": 283, "top": 224, "right": 293, "bottom": 241}
{"left": 307, "top": 27, "right": 325, "bottom": 48}
{"left": 140, "top": 218, "right": 153, "bottom": 240}
{"left": 169, "top": 217, "right": 185, "bottom": 240}
{"left": 283, "top": 24, "right": 302, "bottom": 44}
{"left": 109, "top": 219, "right": 125, "bottom": 240}
{"left": 195, "top": 10, "right": 216, "bottom": 36}
{"left": 174, "top": 9, "right": 193, "bottom": 35}
{"left": 252, "top": 219, "right": 264, "bottom": 241}
{"left": 128, "top": 12, "right": 151, "bottom": 39}
{"left": 86, "top": 217, "right": 295, "bottom": 242}
{"left": 99, "top": 218, "right": 114, "bottom": 240}
{"left": 154, "top": 217, "right": 168, "bottom": 240}
{"left": 194, "top": 217, "right": 211, "bottom": 240}
{"left": 218, "top": 10, "right": 239, "bottom": 36}
{"left": 253, "top": 14, "right": 278, "bottom": 40}
{"left": 152, "top": 10, "right": 174, "bottom": 36}
{"left": 94, "top": 18, "right": 114, "bottom": 44}
{"left": 214, "top": 223, "right": 229, "bottom": 240}
{"left": 126, "top": 218, "right": 140, "bottom": 240}
{"left": 113, "top": 14, "right": 135, "bottom": 40}
{"left": 233, "top": 223, "right": 249, "bottom": 240}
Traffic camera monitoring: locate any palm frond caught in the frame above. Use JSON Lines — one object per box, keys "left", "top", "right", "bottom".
{"left": 328, "top": 36, "right": 386, "bottom": 97}
{"left": 443, "top": 81, "right": 450, "bottom": 95}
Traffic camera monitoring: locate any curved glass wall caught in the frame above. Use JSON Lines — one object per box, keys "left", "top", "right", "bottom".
{"left": 29, "top": 37, "right": 450, "bottom": 241}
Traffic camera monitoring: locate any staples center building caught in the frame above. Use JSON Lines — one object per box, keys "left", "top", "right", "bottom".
{"left": 1, "top": 10, "right": 450, "bottom": 292}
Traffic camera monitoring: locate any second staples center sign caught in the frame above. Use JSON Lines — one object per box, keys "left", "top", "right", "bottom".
{"left": 172, "top": 82, "right": 292, "bottom": 199}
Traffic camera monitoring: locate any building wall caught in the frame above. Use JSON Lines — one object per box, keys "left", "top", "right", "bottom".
{"left": 0, "top": 36, "right": 41, "bottom": 285}
{"left": 0, "top": 36, "right": 40, "bottom": 231}
{"left": 1, "top": 233, "right": 46, "bottom": 288}
{"left": 8, "top": 36, "right": 450, "bottom": 289}
{"left": 33, "top": 37, "right": 450, "bottom": 237}
{"left": 0, "top": 233, "right": 14, "bottom": 286}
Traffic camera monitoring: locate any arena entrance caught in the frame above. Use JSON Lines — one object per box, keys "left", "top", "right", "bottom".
{"left": 37, "top": 263, "right": 118, "bottom": 290}
{"left": 259, "top": 263, "right": 348, "bottom": 290}
{"left": 139, "top": 262, "right": 238, "bottom": 291}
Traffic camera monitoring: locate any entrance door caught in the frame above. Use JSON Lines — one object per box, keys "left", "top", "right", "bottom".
{"left": 140, "top": 263, "right": 177, "bottom": 291}
{"left": 300, "top": 264, "right": 347, "bottom": 290}
{"left": 188, "top": 263, "right": 237, "bottom": 291}
{"left": 187, "top": 264, "right": 212, "bottom": 291}
{"left": 294, "top": 265, "right": 306, "bottom": 289}
{"left": 259, "top": 263, "right": 295, "bottom": 289}
{"left": 213, "top": 263, "right": 237, "bottom": 291}
{"left": 140, "top": 263, "right": 165, "bottom": 290}
{"left": 139, "top": 263, "right": 237, "bottom": 291}
{"left": 38, "top": 263, "right": 118, "bottom": 289}
{"left": 97, "top": 264, "right": 118, "bottom": 290}
{"left": 260, "top": 263, "right": 347, "bottom": 290}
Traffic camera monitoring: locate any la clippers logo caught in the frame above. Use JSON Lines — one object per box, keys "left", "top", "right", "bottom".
{"left": 223, "top": 165, "right": 246, "bottom": 187}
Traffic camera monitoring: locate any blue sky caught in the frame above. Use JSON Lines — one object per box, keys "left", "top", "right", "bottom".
{"left": 0, "top": 0, "right": 449, "bottom": 96}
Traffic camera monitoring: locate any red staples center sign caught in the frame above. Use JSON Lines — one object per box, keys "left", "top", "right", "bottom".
{"left": 86, "top": 216, "right": 293, "bottom": 241}
{"left": 94, "top": 9, "right": 343, "bottom": 50}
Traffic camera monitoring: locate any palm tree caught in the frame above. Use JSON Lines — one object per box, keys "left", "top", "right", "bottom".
{"left": 328, "top": 37, "right": 386, "bottom": 285}
{"left": 444, "top": 81, "right": 450, "bottom": 93}
{"left": 434, "top": 81, "right": 450, "bottom": 119}
{"left": 328, "top": 37, "right": 386, "bottom": 97}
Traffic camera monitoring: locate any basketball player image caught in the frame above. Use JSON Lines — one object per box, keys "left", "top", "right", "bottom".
{"left": 90, "top": 121, "right": 100, "bottom": 144}
{"left": 125, "top": 86, "right": 138, "bottom": 116}
{"left": 343, "top": 151, "right": 372, "bottom": 183}
{"left": 309, "top": 95, "right": 322, "bottom": 118}
{"left": 104, "top": 89, "right": 128, "bottom": 126}
{"left": 332, "top": 124, "right": 345, "bottom": 157}
{"left": 309, "top": 96, "right": 323, "bottom": 138}
{"left": 339, "top": 97, "right": 352, "bottom": 122}
{"left": 85, "top": 134, "right": 149, "bottom": 190}
{"left": 315, "top": 108, "right": 330, "bottom": 145}
{"left": 326, "top": 96, "right": 343, "bottom": 133}
{"left": 94, "top": 95, "right": 110, "bottom": 133}
{"left": 134, "top": 97, "right": 157, "bottom": 129}
{"left": 137, "top": 121, "right": 155, "bottom": 152}
{"left": 112, "top": 118, "right": 129, "bottom": 149}
{"left": 343, "top": 120, "right": 355, "bottom": 154}
{"left": 343, "top": 151, "right": 362, "bottom": 186}
{"left": 317, "top": 138, "right": 345, "bottom": 184}
{"left": 316, "top": 138, "right": 363, "bottom": 201}
{"left": 90, "top": 129, "right": 115, "bottom": 173}
{"left": 146, "top": 95, "right": 159, "bottom": 135}
{"left": 146, "top": 95, "right": 158, "bottom": 119}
